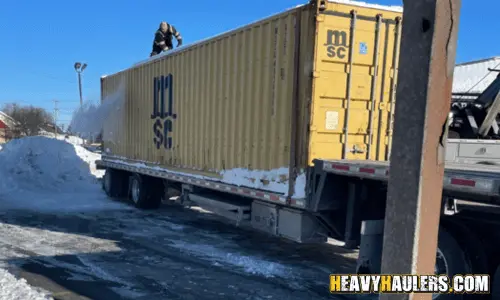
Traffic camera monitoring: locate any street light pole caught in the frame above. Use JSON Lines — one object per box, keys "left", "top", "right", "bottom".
{"left": 74, "top": 62, "right": 87, "bottom": 107}
{"left": 77, "top": 71, "right": 83, "bottom": 107}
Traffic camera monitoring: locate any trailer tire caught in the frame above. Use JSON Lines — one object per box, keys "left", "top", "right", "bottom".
{"left": 129, "top": 174, "right": 163, "bottom": 210}
{"left": 434, "top": 227, "right": 472, "bottom": 300}
{"left": 103, "top": 168, "right": 127, "bottom": 198}
{"left": 492, "top": 265, "right": 500, "bottom": 300}
{"left": 441, "top": 219, "right": 489, "bottom": 276}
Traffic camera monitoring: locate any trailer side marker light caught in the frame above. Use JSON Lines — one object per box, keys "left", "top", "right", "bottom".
{"left": 359, "top": 168, "right": 375, "bottom": 174}
{"left": 332, "top": 164, "right": 350, "bottom": 171}
{"left": 450, "top": 178, "right": 475, "bottom": 187}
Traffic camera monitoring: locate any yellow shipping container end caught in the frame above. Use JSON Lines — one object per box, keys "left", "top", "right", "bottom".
{"left": 101, "top": 0, "right": 403, "bottom": 199}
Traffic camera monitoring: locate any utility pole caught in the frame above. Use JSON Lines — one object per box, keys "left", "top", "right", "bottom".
{"left": 380, "top": 1, "right": 461, "bottom": 300}
{"left": 53, "top": 100, "right": 59, "bottom": 139}
{"left": 74, "top": 62, "right": 87, "bottom": 107}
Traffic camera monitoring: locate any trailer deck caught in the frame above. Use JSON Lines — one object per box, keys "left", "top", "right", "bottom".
{"left": 319, "top": 159, "right": 500, "bottom": 201}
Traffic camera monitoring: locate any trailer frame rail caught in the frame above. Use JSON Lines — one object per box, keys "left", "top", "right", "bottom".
{"left": 321, "top": 159, "right": 500, "bottom": 198}
{"left": 96, "top": 159, "right": 308, "bottom": 209}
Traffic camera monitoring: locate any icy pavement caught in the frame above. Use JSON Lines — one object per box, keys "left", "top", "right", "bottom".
{"left": 0, "top": 137, "right": 358, "bottom": 299}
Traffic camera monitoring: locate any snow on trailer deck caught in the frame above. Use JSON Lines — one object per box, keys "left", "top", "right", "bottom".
{"left": 96, "top": 158, "right": 308, "bottom": 209}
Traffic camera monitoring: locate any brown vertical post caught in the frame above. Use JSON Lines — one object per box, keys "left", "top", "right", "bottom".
{"left": 380, "top": 1, "right": 461, "bottom": 300}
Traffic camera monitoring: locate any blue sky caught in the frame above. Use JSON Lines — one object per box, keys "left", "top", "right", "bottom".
{"left": 0, "top": 0, "right": 498, "bottom": 127}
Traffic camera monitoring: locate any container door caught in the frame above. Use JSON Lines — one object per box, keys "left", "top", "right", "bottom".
{"left": 308, "top": 5, "right": 402, "bottom": 163}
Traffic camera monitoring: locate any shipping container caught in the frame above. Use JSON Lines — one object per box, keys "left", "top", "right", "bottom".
{"left": 100, "top": 0, "right": 403, "bottom": 200}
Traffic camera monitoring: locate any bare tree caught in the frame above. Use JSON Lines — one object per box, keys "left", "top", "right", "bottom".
{"left": 1, "top": 103, "right": 55, "bottom": 136}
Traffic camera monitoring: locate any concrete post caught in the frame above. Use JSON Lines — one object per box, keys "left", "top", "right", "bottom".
{"left": 380, "top": 1, "right": 461, "bottom": 300}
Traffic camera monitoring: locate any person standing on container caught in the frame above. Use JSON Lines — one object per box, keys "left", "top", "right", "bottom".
{"left": 150, "top": 21, "right": 183, "bottom": 57}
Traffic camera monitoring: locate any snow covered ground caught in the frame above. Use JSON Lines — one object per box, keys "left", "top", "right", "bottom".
{"left": 0, "top": 268, "right": 52, "bottom": 300}
{"left": 0, "top": 136, "right": 356, "bottom": 299}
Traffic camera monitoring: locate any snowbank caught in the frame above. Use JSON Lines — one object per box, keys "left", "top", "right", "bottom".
{"left": 0, "top": 268, "right": 52, "bottom": 300}
{"left": 0, "top": 136, "right": 129, "bottom": 212}
{"left": 0, "top": 136, "right": 98, "bottom": 193}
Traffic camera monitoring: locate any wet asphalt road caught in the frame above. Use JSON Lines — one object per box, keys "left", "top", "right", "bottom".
{"left": 0, "top": 200, "right": 359, "bottom": 300}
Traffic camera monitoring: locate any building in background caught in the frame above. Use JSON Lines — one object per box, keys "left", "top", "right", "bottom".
{"left": 452, "top": 56, "right": 500, "bottom": 95}
{"left": 0, "top": 111, "right": 20, "bottom": 143}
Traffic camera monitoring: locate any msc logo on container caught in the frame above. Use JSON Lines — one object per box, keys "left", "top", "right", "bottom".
{"left": 151, "top": 74, "right": 177, "bottom": 150}
{"left": 325, "top": 29, "right": 348, "bottom": 59}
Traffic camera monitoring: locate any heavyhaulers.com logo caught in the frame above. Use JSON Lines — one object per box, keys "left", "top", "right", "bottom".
{"left": 330, "top": 275, "right": 490, "bottom": 294}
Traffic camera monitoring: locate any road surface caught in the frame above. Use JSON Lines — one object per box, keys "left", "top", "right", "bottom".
{"left": 0, "top": 199, "right": 358, "bottom": 300}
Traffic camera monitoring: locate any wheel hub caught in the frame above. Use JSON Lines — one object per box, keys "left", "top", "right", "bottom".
{"left": 131, "top": 179, "right": 140, "bottom": 203}
{"left": 432, "top": 248, "right": 449, "bottom": 300}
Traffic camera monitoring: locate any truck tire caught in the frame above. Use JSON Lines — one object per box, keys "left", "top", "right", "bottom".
{"left": 103, "top": 168, "right": 127, "bottom": 198}
{"left": 129, "top": 173, "right": 163, "bottom": 210}
{"left": 434, "top": 227, "right": 472, "bottom": 300}
{"left": 492, "top": 265, "right": 500, "bottom": 300}
{"left": 441, "top": 220, "right": 489, "bottom": 276}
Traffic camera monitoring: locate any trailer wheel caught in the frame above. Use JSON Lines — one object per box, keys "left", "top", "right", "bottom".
{"left": 433, "top": 227, "right": 472, "bottom": 300}
{"left": 129, "top": 174, "right": 163, "bottom": 210}
{"left": 103, "top": 168, "right": 127, "bottom": 198}
{"left": 441, "top": 219, "right": 489, "bottom": 276}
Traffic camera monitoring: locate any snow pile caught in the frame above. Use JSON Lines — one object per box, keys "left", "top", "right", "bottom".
{"left": 69, "top": 80, "right": 125, "bottom": 141}
{"left": 0, "top": 136, "right": 129, "bottom": 212}
{"left": 0, "top": 268, "right": 52, "bottom": 300}
{"left": 0, "top": 136, "right": 98, "bottom": 193}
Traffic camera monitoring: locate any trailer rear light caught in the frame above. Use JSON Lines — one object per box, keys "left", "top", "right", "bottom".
{"left": 446, "top": 177, "right": 495, "bottom": 193}
{"left": 359, "top": 168, "right": 375, "bottom": 174}
{"left": 270, "top": 194, "right": 279, "bottom": 202}
{"left": 450, "top": 178, "right": 476, "bottom": 187}
{"left": 332, "top": 164, "right": 350, "bottom": 171}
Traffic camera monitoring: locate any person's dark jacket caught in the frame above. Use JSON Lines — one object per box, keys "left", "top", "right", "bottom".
{"left": 151, "top": 23, "right": 182, "bottom": 57}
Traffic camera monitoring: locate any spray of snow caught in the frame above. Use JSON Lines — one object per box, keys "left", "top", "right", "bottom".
{"left": 0, "top": 268, "right": 53, "bottom": 300}
{"left": 69, "top": 80, "right": 125, "bottom": 141}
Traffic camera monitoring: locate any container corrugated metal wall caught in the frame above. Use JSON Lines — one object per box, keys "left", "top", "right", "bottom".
{"left": 309, "top": 1, "right": 402, "bottom": 163}
{"left": 101, "top": 0, "right": 403, "bottom": 198}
